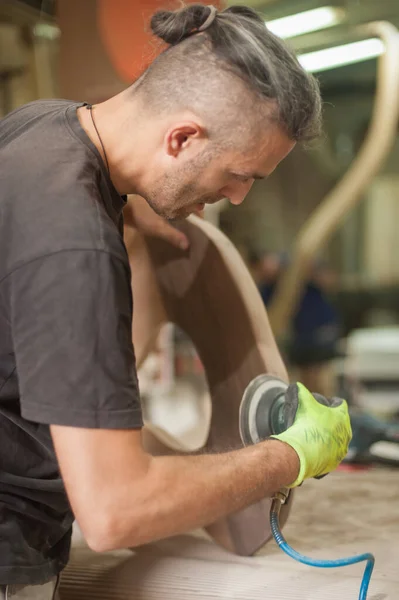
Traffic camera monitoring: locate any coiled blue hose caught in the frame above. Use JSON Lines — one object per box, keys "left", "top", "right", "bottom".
{"left": 270, "top": 500, "right": 375, "bottom": 600}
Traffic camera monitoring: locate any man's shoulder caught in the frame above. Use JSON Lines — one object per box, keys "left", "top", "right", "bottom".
{"left": 1, "top": 98, "right": 81, "bottom": 122}
{"left": 0, "top": 99, "right": 84, "bottom": 148}
{"left": 0, "top": 97, "right": 92, "bottom": 189}
{"left": 0, "top": 100, "right": 128, "bottom": 278}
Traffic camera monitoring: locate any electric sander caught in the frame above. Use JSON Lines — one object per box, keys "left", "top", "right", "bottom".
{"left": 240, "top": 374, "right": 399, "bottom": 468}
{"left": 239, "top": 374, "right": 340, "bottom": 444}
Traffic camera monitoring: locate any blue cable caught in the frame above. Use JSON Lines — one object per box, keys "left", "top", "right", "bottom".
{"left": 270, "top": 504, "right": 375, "bottom": 600}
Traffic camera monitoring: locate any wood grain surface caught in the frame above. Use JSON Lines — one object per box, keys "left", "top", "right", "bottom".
{"left": 125, "top": 216, "right": 294, "bottom": 556}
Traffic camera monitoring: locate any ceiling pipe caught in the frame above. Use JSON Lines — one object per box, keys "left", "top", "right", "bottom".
{"left": 267, "top": 21, "right": 399, "bottom": 338}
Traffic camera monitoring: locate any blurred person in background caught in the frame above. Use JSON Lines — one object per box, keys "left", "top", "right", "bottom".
{"left": 249, "top": 250, "right": 341, "bottom": 395}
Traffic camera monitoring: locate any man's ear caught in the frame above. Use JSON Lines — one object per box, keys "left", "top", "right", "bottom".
{"left": 165, "top": 122, "right": 206, "bottom": 157}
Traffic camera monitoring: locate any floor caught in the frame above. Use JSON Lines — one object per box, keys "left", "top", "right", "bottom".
{"left": 61, "top": 465, "right": 398, "bottom": 599}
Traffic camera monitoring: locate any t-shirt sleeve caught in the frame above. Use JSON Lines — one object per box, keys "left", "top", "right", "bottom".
{"left": 9, "top": 249, "right": 143, "bottom": 429}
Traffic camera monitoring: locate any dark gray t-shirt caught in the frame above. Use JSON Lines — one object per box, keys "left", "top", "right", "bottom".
{"left": 0, "top": 100, "right": 143, "bottom": 585}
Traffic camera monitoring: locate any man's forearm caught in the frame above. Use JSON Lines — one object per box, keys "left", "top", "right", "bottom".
{"left": 107, "top": 439, "right": 299, "bottom": 550}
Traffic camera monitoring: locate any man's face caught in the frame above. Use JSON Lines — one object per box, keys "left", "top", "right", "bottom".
{"left": 143, "top": 124, "right": 295, "bottom": 221}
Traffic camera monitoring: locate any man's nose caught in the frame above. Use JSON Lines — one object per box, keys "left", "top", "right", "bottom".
{"left": 227, "top": 180, "right": 254, "bottom": 206}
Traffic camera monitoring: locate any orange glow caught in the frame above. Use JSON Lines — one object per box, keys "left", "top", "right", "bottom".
{"left": 98, "top": 0, "right": 224, "bottom": 83}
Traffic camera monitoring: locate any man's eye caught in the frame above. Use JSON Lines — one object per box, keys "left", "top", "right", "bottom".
{"left": 234, "top": 174, "right": 250, "bottom": 183}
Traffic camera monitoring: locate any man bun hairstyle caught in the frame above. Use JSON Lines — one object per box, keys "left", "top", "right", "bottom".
{"left": 151, "top": 4, "right": 218, "bottom": 45}
{"left": 144, "top": 4, "right": 322, "bottom": 144}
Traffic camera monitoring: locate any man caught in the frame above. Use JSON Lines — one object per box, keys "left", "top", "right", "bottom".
{"left": 0, "top": 5, "right": 351, "bottom": 599}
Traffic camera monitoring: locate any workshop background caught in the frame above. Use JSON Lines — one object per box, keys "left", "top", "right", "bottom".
{"left": 1, "top": 1, "right": 399, "bottom": 599}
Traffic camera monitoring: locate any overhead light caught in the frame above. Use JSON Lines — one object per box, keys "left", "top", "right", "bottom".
{"left": 266, "top": 6, "right": 342, "bottom": 39}
{"left": 298, "top": 38, "right": 385, "bottom": 72}
{"left": 33, "top": 24, "right": 60, "bottom": 41}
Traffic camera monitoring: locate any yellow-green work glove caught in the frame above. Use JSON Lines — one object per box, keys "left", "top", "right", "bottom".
{"left": 271, "top": 383, "right": 352, "bottom": 488}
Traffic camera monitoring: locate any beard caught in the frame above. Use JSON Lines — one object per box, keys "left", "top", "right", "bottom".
{"left": 144, "top": 172, "right": 223, "bottom": 221}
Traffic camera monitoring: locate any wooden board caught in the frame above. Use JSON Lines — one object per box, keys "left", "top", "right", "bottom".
{"left": 61, "top": 471, "right": 399, "bottom": 600}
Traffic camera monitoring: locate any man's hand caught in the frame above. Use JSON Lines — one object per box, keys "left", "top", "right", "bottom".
{"left": 123, "top": 195, "right": 189, "bottom": 250}
{"left": 271, "top": 383, "right": 352, "bottom": 487}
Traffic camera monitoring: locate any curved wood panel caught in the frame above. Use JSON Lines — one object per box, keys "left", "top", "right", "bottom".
{"left": 268, "top": 21, "right": 399, "bottom": 337}
{"left": 125, "top": 215, "right": 293, "bottom": 556}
